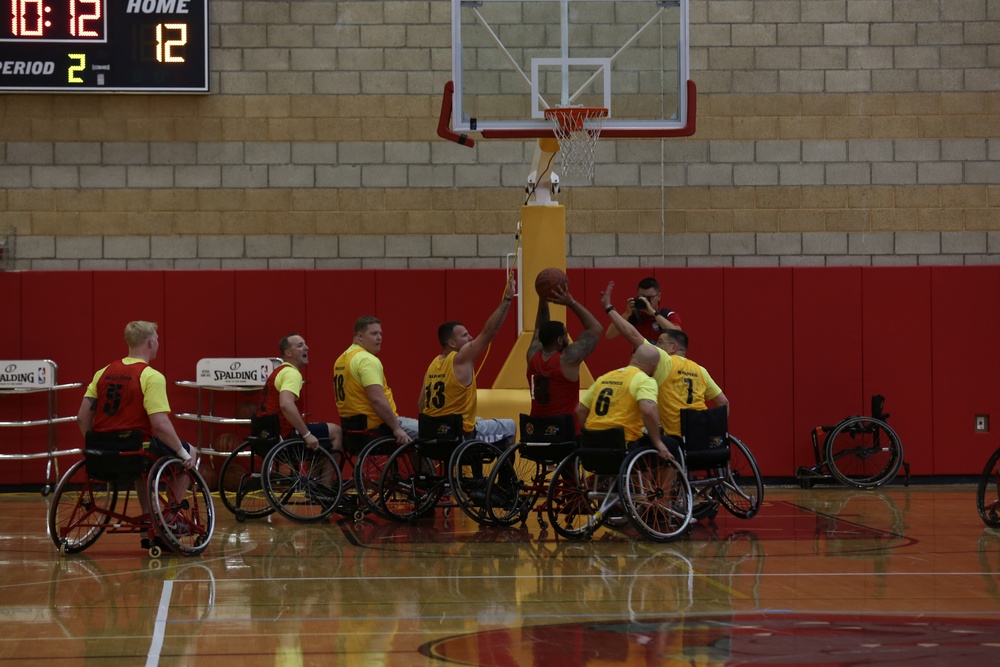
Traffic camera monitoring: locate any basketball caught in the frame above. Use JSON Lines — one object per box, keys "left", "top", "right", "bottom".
{"left": 214, "top": 432, "right": 237, "bottom": 453}
{"left": 221, "top": 460, "right": 247, "bottom": 493}
{"left": 534, "top": 267, "right": 568, "bottom": 299}
{"left": 197, "top": 458, "right": 219, "bottom": 492}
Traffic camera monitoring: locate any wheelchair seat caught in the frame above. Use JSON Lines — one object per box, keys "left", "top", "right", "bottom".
{"left": 680, "top": 405, "right": 730, "bottom": 470}
{"left": 341, "top": 414, "right": 381, "bottom": 456}
{"left": 578, "top": 426, "right": 628, "bottom": 475}
{"left": 248, "top": 413, "right": 282, "bottom": 458}
{"left": 518, "top": 413, "right": 577, "bottom": 464}
{"left": 83, "top": 430, "right": 150, "bottom": 483}
{"left": 416, "top": 413, "right": 465, "bottom": 461}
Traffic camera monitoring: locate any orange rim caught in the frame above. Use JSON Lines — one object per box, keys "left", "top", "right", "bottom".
{"left": 543, "top": 107, "right": 609, "bottom": 133}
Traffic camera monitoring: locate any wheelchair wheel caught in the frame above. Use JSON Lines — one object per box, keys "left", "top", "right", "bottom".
{"left": 619, "top": 449, "right": 692, "bottom": 542}
{"left": 48, "top": 459, "right": 119, "bottom": 554}
{"left": 218, "top": 440, "right": 275, "bottom": 521}
{"left": 485, "top": 445, "right": 543, "bottom": 526}
{"left": 378, "top": 443, "right": 442, "bottom": 522}
{"left": 352, "top": 436, "right": 398, "bottom": 519}
{"left": 546, "top": 454, "right": 602, "bottom": 539}
{"left": 824, "top": 416, "right": 903, "bottom": 489}
{"left": 262, "top": 439, "right": 343, "bottom": 523}
{"left": 149, "top": 458, "right": 215, "bottom": 556}
{"left": 716, "top": 436, "right": 764, "bottom": 519}
{"left": 449, "top": 439, "right": 505, "bottom": 524}
{"left": 977, "top": 447, "right": 1000, "bottom": 528}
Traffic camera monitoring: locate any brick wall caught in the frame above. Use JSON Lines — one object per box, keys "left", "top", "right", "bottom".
{"left": 1, "top": 0, "right": 998, "bottom": 269}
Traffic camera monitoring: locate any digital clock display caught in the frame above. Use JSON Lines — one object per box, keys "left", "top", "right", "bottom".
{"left": 0, "top": 0, "right": 207, "bottom": 92}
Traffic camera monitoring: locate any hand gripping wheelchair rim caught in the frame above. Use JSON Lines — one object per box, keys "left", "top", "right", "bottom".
{"left": 260, "top": 435, "right": 344, "bottom": 523}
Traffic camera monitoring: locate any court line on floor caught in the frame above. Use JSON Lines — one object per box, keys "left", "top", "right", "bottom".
{"left": 145, "top": 580, "right": 173, "bottom": 667}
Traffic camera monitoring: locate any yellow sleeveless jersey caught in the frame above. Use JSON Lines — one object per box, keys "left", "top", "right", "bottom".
{"left": 334, "top": 344, "right": 398, "bottom": 430}
{"left": 422, "top": 351, "right": 476, "bottom": 433}
{"left": 660, "top": 356, "right": 722, "bottom": 436}
{"left": 580, "top": 365, "right": 658, "bottom": 442}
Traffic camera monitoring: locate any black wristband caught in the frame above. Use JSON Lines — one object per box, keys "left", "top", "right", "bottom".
{"left": 605, "top": 305, "right": 615, "bottom": 313}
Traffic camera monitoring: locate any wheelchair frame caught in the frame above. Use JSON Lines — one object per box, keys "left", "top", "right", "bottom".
{"left": 545, "top": 427, "right": 693, "bottom": 543}
{"left": 376, "top": 414, "right": 505, "bottom": 524}
{"left": 48, "top": 431, "right": 215, "bottom": 557}
{"left": 796, "top": 394, "right": 909, "bottom": 490}
{"left": 976, "top": 445, "right": 1000, "bottom": 528}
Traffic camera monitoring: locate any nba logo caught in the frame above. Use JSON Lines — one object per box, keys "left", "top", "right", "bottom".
{"left": 260, "top": 364, "right": 270, "bottom": 382}
{"left": 37, "top": 367, "right": 46, "bottom": 385}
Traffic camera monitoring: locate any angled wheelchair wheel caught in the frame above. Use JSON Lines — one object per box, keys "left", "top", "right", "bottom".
{"left": 546, "top": 454, "right": 602, "bottom": 539}
{"left": 218, "top": 440, "right": 275, "bottom": 521}
{"left": 149, "top": 458, "right": 215, "bottom": 556}
{"left": 977, "top": 447, "right": 1000, "bottom": 528}
{"left": 262, "top": 439, "right": 343, "bottom": 523}
{"left": 716, "top": 436, "right": 764, "bottom": 519}
{"left": 485, "top": 445, "right": 543, "bottom": 527}
{"left": 449, "top": 439, "right": 506, "bottom": 524}
{"left": 352, "top": 436, "right": 399, "bottom": 519}
{"left": 824, "top": 416, "right": 903, "bottom": 489}
{"left": 378, "top": 443, "right": 442, "bottom": 522}
{"left": 48, "top": 459, "right": 119, "bottom": 554}
{"left": 620, "top": 449, "right": 692, "bottom": 543}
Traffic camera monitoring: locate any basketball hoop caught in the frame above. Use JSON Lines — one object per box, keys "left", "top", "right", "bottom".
{"left": 544, "top": 106, "right": 609, "bottom": 180}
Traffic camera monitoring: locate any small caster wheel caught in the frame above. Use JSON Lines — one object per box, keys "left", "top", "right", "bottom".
{"left": 353, "top": 510, "right": 365, "bottom": 521}
{"left": 149, "top": 544, "right": 163, "bottom": 558}
{"left": 58, "top": 541, "right": 67, "bottom": 555}
{"left": 235, "top": 511, "right": 246, "bottom": 523}
{"left": 442, "top": 507, "right": 452, "bottom": 518}
{"left": 538, "top": 521, "right": 548, "bottom": 530}
{"left": 41, "top": 485, "right": 51, "bottom": 497}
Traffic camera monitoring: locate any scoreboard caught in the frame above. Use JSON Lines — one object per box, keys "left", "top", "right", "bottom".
{"left": 0, "top": 0, "right": 208, "bottom": 92}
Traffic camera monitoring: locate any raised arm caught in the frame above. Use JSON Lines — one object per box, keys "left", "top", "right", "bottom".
{"left": 548, "top": 285, "right": 602, "bottom": 365}
{"left": 455, "top": 275, "right": 515, "bottom": 365}
{"left": 600, "top": 281, "right": 646, "bottom": 350}
{"left": 526, "top": 291, "right": 549, "bottom": 365}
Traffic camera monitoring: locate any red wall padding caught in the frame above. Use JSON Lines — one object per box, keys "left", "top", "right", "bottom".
{"left": 723, "top": 268, "right": 795, "bottom": 476}
{"left": 930, "top": 266, "right": 1000, "bottom": 474}
{"left": 863, "top": 267, "right": 934, "bottom": 474}
{"left": 3, "top": 266, "right": 999, "bottom": 485}
{"left": 791, "top": 267, "right": 864, "bottom": 473}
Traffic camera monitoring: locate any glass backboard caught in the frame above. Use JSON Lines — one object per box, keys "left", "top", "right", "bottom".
{"left": 447, "top": 0, "right": 693, "bottom": 141}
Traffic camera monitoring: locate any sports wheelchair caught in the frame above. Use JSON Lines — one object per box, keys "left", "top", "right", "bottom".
{"left": 678, "top": 406, "right": 764, "bottom": 522}
{"left": 340, "top": 414, "right": 400, "bottom": 521}
{"left": 218, "top": 414, "right": 343, "bottom": 523}
{"left": 376, "top": 414, "right": 506, "bottom": 524}
{"left": 796, "top": 394, "right": 908, "bottom": 490}
{"left": 545, "top": 427, "right": 693, "bottom": 542}
{"left": 977, "top": 443, "right": 1000, "bottom": 528}
{"left": 48, "top": 430, "right": 215, "bottom": 557}
{"left": 483, "top": 413, "right": 578, "bottom": 528}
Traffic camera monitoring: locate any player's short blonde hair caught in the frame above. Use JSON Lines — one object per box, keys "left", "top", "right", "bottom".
{"left": 124, "top": 321, "right": 158, "bottom": 348}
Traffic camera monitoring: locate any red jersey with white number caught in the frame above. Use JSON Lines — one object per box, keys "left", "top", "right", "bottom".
{"left": 527, "top": 350, "right": 579, "bottom": 423}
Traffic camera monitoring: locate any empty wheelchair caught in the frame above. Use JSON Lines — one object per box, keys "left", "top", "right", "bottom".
{"left": 546, "top": 427, "right": 693, "bottom": 542}
{"left": 483, "top": 413, "right": 578, "bottom": 528}
{"left": 48, "top": 430, "right": 215, "bottom": 557}
{"left": 218, "top": 414, "right": 282, "bottom": 522}
{"left": 377, "top": 414, "right": 505, "bottom": 524}
{"left": 796, "top": 394, "right": 908, "bottom": 490}
{"left": 678, "top": 406, "right": 763, "bottom": 522}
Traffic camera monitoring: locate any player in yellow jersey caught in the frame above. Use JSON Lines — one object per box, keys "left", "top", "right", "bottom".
{"left": 419, "top": 275, "right": 517, "bottom": 447}
{"left": 334, "top": 316, "right": 418, "bottom": 444}
{"left": 575, "top": 344, "right": 675, "bottom": 460}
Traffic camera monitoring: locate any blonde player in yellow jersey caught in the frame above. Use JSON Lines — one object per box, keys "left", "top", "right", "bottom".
{"left": 419, "top": 276, "right": 517, "bottom": 447}
{"left": 575, "top": 344, "right": 675, "bottom": 460}
{"left": 334, "top": 316, "right": 418, "bottom": 445}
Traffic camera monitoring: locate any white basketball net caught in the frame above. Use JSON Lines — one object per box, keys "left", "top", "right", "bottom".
{"left": 544, "top": 107, "right": 608, "bottom": 180}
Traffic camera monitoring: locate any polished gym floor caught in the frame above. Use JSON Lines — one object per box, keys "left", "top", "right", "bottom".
{"left": 3, "top": 484, "right": 999, "bottom": 665}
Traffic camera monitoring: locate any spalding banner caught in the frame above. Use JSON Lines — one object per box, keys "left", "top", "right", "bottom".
{"left": 0, "top": 360, "right": 58, "bottom": 389}
{"left": 194, "top": 358, "right": 279, "bottom": 387}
